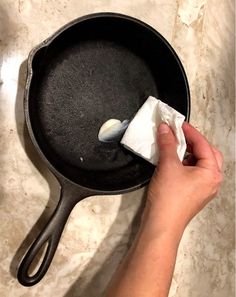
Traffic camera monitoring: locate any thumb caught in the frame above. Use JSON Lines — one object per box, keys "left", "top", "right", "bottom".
{"left": 157, "top": 123, "right": 179, "bottom": 163}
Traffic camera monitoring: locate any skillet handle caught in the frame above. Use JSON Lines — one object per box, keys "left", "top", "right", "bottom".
{"left": 17, "top": 184, "right": 91, "bottom": 286}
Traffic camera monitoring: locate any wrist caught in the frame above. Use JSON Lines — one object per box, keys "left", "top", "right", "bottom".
{"left": 140, "top": 200, "right": 186, "bottom": 243}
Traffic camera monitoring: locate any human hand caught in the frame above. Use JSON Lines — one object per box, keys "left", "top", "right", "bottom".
{"left": 145, "top": 122, "right": 223, "bottom": 235}
{"left": 104, "top": 122, "right": 222, "bottom": 297}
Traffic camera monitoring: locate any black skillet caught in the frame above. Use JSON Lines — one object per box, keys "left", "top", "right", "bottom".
{"left": 17, "top": 13, "right": 190, "bottom": 286}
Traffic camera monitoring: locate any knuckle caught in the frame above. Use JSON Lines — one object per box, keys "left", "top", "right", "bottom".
{"left": 196, "top": 167, "right": 223, "bottom": 199}
{"left": 159, "top": 141, "right": 174, "bottom": 151}
{"left": 216, "top": 150, "right": 223, "bottom": 161}
{"left": 214, "top": 148, "right": 224, "bottom": 165}
{"left": 218, "top": 150, "right": 223, "bottom": 159}
{"left": 211, "top": 170, "right": 223, "bottom": 187}
{"left": 203, "top": 169, "right": 223, "bottom": 195}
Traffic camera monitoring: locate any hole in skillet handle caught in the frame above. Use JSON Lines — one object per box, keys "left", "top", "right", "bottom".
{"left": 28, "top": 242, "right": 49, "bottom": 277}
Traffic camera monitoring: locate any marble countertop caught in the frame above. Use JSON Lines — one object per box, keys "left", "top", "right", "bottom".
{"left": 0, "top": 0, "right": 234, "bottom": 296}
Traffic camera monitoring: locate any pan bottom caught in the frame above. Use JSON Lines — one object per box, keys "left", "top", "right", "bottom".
{"left": 36, "top": 39, "right": 159, "bottom": 171}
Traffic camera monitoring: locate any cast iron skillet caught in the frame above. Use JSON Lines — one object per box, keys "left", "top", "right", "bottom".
{"left": 17, "top": 13, "right": 190, "bottom": 286}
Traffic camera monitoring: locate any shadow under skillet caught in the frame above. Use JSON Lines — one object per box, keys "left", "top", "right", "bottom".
{"left": 63, "top": 189, "right": 147, "bottom": 297}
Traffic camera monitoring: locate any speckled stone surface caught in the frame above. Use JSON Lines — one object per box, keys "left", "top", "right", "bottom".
{"left": 0, "top": 1, "right": 234, "bottom": 296}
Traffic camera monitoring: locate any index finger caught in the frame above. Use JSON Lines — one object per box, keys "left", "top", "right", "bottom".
{"left": 182, "top": 122, "right": 218, "bottom": 169}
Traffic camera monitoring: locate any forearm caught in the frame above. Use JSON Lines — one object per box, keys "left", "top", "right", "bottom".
{"left": 104, "top": 205, "right": 184, "bottom": 297}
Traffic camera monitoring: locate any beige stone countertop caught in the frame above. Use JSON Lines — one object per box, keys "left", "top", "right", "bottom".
{"left": 0, "top": 1, "right": 234, "bottom": 296}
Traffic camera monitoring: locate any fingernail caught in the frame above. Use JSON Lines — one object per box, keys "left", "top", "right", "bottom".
{"left": 158, "top": 123, "right": 170, "bottom": 134}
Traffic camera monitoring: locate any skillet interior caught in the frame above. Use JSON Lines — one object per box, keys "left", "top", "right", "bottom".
{"left": 27, "top": 15, "right": 189, "bottom": 191}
